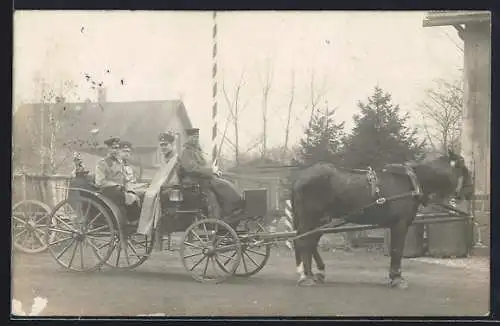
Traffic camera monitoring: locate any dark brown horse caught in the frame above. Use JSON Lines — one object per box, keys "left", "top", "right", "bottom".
{"left": 290, "top": 150, "right": 474, "bottom": 288}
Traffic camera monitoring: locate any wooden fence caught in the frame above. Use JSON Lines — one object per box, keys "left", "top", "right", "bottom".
{"left": 12, "top": 174, "right": 72, "bottom": 208}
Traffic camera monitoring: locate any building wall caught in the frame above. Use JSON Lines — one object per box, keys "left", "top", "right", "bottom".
{"left": 461, "top": 21, "right": 491, "bottom": 211}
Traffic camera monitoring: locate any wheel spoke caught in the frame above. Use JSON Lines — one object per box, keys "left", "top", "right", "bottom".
{"left": 49, "top": 236, "right": 73, "bottom": 246}
{"left": 189, "top": 229, "right": 206, "bottom": 246}
{"left": 189, "top": 255, "right": 207, "bottom": 272}
{"left": 32, "top": 229, "right": 46, "bottom": 246}
{"left": 183, "top": 251, "right": 203, "bottom": 259}
{"left": 183, "top": 241, "right": 203, "bottom": 250}
{"left": 84, "top": 237, "right": 103, "bottom": 254}
{"left": 47, "top": 227, "right": 73, "bottom": 235}
{"left": 82, "top": 201, "right": 92, "bottom": 221}
{"left": 243, "top": 251, "right": 260, "bottom": 267}
{"left": 202, "top": 255, "right": 210, "bottom": 278}
{"left": 79, "top": 241, "right": 85, "bottom": 270}
{"left": 115, "top": 242, "right": 122, "bottom": 267}
{"left": 56, "top": 238, "right": 76, "bottom": 260}
{"left": 86, "top": 212, "right": 103, "bottom": 229}
{"left": 20, "top": 229, "right": 32, "bottom": 247}
{"left": 214, "top": 256, "right": 227, "bottom": 270}
{"left": 54, "top": 215, "right": 79, "bottom": 233}
{"left": 14, "top": 228, "right": 28, "bottom": 240}
{"left": 24, "top": 203, "right": 32, "bottom": 221}
{"left": 67, "top": 240, "right": 78, "bottom": 268}
{"left": 87, "top": 224, "right": 109, "bottom": 235}
{"left": 218, "top": 252, "right": 238, "bottom": 263}
{"left": 246, "top": 248, "right": 268, "bottom": 256}
{"left": 210, "top": 257, "right": 219, "bottom": 276}
{"left": 222, "top": 251, "right": 237, "bottom": 266}
{"left": 33, "top": 212, "right": 49, "bottom": 226}
{"left": 124, "top": 243, "right": 131, "bottom": 266}
{"left": 127, "top": 240, "right": 140, "bottom": 257}
{"left": 13, "top": 215, "right": 27, "bottom": 225}
{"left": 130, "top": 237, "right": 149, "bottom": 251}
{"left": 241, "top": 251, "right": 249, "bottom": 273}
{"left": 202, "top": 223, "right": 209, "bottom": 240}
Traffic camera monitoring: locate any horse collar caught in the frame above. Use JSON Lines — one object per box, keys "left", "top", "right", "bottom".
{"left": 403, "top": 163, "right": 423, "bottom": 200}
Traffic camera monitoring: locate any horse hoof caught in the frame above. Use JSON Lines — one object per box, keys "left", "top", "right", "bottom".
{"left": 314, "top": 273, "right": 325, "bottom": 284}
{"left": 389, "top": 277, "right": 408, "bottom": 289}
{"left": 297, "top": 277, "right": 316, "bottom": 287}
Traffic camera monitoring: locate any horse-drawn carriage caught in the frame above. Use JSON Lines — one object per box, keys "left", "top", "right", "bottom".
{"left": 43, "top": 168, "right": 272, "bottom": 283}
{"left": 14, "top": 148, "right": 475, "bottom": 288}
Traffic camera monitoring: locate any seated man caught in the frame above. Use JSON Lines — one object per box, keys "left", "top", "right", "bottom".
{"left": 119, "top": 140, "right": 143, "bottom": 225}
{"left": 94, "top": 137, "right": 129, "bottom": 225}
{"left": 178, "top": 128, "right": 221, "bottom": 209}
{"left": 136, "top": 131, "right": 180, "bottom": 235}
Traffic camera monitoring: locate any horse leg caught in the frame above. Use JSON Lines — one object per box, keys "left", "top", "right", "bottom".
{"left": 294, "top": 240, "right": 304, "bottom": 280}
{"left": 388, "top": 218, "right": 411, "bottom": 289}
{"left": 312, "top": 241, "right": 326, "bottom": 284}
{"left": 298, "top": 244, "right": 316, "bottom": 286}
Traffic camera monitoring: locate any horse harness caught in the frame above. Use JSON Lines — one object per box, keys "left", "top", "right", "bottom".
{"left": 290, "top": 163, "right": 424, "bottom": 242}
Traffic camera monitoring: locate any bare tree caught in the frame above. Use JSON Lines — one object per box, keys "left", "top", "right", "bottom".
{"left": 15, "top": 74, "right": 105, "bottom": 175}
{"left": 307, "top": 69, "right": 328, "bottom": 131}
{"left": 417, "top": 77, "right": 463, "bottom": 152}
{"left": 258, "top": 58, "right": 274, "bottom": 158}
{"left": 222, "top": 71, "right": 247, "bottom": 166}
{"left": 282, "top": 70, "right": 295, "bottom": 161}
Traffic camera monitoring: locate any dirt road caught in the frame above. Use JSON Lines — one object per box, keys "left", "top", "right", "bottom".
{"left": 11, "top": 248, "right": 489, "bottom": 317}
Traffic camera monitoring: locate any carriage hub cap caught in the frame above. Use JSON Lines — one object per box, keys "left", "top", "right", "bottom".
{"left": 203, "top": 246, "right": 215, "bottom": 256}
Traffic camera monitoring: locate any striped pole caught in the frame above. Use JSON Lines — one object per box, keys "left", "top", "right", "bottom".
{"left": 283, "top": 199, "right": 294, "bottom": 249}
{"left": 211, "top": 11, "right": 219, "bottom": 167}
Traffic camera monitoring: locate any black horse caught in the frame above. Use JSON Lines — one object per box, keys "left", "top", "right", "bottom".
{"left": 290, "top": 150, "right": 474, "bottom": 288}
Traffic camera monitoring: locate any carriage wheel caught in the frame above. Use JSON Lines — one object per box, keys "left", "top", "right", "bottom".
{"left": 180, "top": 218, "right": 242, "bottom": 284}
{"left": 12, "top": 200, "right": 53, "bottom": 254}
{"left": 224, "top": 217, "right": 271, "bottom": 277}
{"left": 104, "top": 227, "right": 155, "bottom": 270}
{"left": 45, "top": 197, "right": 116, "bottom": 272}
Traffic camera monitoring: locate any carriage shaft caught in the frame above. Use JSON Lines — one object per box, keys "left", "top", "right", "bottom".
{"left": 240, "top": 215, "right": 470, "bottom": 244}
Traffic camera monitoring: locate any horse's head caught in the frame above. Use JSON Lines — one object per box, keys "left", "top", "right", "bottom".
{"left": 419, "top": 149, "right": 474, "bottom": 201}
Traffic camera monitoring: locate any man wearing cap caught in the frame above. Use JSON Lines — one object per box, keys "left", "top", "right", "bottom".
{"left": 119, "top": 141, "right": 137, "bottom": 184}
{"left": 178, "top": 128, "right": 220, "bottom": 184}
{"left": 137, "top": 131, "right": 179, "bottom": 235}
{"left": 94, "top": 137, "right": 128, "bottom": 222}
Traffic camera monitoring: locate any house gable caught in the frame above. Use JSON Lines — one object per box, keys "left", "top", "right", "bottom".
{"left": 13, "top": 99, "right": 193, "bottom": 173}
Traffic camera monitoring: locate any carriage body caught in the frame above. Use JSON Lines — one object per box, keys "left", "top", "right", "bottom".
{"left": 44, "top": 170, "right": 272, "bottom": 283}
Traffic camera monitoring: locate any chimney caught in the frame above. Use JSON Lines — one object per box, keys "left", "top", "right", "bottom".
{"left": 97, "top": 87, "right": 107, "bottom": 103}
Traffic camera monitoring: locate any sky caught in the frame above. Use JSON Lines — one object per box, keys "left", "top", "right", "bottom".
{"left": 13, "top": 10, "right": 464, "bottom": 159}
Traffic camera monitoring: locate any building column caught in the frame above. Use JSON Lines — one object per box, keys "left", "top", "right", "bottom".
{"left": 461, "top": 22, "right": 491, "bottom": 205}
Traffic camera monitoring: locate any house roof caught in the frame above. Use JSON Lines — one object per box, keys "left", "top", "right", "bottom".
{"left": 422, "top": 10, "right": 491, "bottom": 27}
{"left": 14, "top": 100, "right": 192, "bottom": 149}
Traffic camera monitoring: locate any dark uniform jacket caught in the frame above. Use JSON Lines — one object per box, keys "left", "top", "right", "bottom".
{"left": 178, "top": 143, "right": 213, "bottom": 184}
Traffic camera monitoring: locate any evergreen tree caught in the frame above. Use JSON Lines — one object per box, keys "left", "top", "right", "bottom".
{"left": 299, "top": 106, "right": 346, "bottom": 165}
{"left": 342, "top": 86, "right": 426, "bottom": 169}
